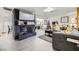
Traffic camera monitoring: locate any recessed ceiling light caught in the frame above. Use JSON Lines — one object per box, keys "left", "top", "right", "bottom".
{"left": 44, "top": 7, "right": 54, "bottom": 12}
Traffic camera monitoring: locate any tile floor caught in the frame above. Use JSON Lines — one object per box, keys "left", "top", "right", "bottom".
{"left": 15, "top": 29, "right": 53, "bottom": 51}
{"left": 0, "top": 29, "right": 53, "bottom": 51}
{"left": 0, "top": 33, "right": 16, "bottom": 51}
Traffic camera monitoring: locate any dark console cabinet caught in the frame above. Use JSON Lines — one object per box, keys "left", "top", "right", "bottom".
{"left": 52, "top": 32, "right": 79, "bottom": 51}
{"left": 13, "top": 9, "right": 36, "bottom": 40}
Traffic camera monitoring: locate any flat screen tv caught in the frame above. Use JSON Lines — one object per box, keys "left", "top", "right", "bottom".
{"left": 19, "top": 11, "right": 34, "bottom": 21}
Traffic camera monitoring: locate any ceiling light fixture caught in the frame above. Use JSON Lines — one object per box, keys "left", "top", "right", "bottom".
{"left": 44, "top": 7, "right": 54, "bottom": 12}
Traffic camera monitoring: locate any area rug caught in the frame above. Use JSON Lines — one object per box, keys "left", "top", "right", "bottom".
{"left": 38, "top": 35, "right": 52, "bottom": 43}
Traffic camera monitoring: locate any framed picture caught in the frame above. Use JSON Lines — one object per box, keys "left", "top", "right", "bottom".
{"left": 61, "top": 16, "right": 69, "bottom": 23}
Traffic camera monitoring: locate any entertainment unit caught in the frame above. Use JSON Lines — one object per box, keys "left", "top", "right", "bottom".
{"left": 14, "top": 9, "right": 36, "bottom": 40}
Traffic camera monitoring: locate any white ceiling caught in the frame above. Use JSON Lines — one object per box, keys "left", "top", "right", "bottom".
{"left": 16, "top": 7, "right": 76, "bottom": 19}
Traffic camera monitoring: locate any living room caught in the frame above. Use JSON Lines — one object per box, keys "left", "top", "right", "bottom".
{"left": 0, "top": 7, "right": 79, "bottom": 51}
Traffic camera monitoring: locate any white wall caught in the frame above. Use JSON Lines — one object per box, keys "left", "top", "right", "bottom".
{"left": 0, "top": 8, "right": 13, "bottom": 33}
{"left": 36, "top": 18, "right": 45, "bottom": 29}
{"left": 0, "top": 8, "right": 16, "bottom": 50}
{"left": 49, "top": 11, "right": 77, "bottom": 27}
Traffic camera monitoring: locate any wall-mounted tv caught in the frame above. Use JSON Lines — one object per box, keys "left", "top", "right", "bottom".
{"left": 19, "top": 11, "right": 34, "bottom": 21}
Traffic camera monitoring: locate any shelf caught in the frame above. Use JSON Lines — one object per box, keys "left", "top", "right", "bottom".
{"left": 20, "top": 20, "right": 35, "bottom": 22}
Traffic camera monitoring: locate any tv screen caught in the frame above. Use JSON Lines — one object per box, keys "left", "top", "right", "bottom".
{"left": 19, "top": 11, "right": 34, "bottom": 20}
